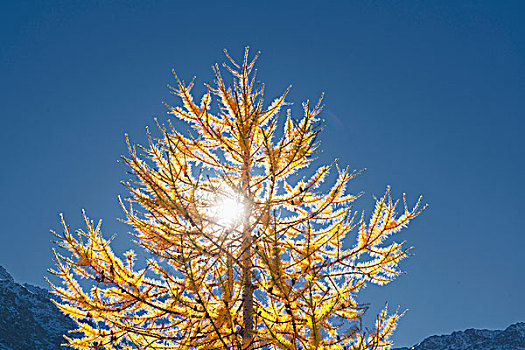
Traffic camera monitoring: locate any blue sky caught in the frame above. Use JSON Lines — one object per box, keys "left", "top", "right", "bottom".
{"left": 1, "top": 1, "right": 524, "bottom": 347}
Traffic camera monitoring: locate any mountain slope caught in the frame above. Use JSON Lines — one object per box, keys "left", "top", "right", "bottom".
{"left": 394, "top": 322, "right": 525, "bottom": 350}
{"left": 0, "top": 266, "right": 74, "bottom": 350}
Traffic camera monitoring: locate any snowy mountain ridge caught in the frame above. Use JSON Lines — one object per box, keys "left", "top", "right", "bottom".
{"left": 0, "top": 266, "right": 74, "bottom": 350}
{"left": 394, "top": 322, "right": 525, "bottom": 350}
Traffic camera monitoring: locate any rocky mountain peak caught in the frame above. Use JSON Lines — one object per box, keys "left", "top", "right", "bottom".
{"left": 0, "top": 266, "right": 13, "bottom": 282}
{"left": 0, "top": 265, "right": 75, "bottom": 350}
{"left": 394, "top": 321, "right": 525, "bottom": 350}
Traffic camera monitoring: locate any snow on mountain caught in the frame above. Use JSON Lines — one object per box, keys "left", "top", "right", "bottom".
{"left": 0, "top": 266, "right": 75, "bottom": 350}
{"left": 394, "top": 322, "right": 525, "bottom": 350}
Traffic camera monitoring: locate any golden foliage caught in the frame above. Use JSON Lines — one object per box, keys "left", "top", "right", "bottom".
{"left": 49, "top": 48, "right": 425, "bottom": 350}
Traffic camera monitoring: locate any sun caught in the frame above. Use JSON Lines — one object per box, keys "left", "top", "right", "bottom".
{"left": 212, "top": 196, "right": 245, "bottom": 227}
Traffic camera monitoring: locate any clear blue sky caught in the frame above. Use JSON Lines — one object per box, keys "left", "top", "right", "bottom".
{"left": 1, "top": 1, "right": 524, "bottom": 347}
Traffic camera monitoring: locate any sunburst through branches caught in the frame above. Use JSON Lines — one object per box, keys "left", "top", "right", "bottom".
{"left": 49, "top": 48, "right": 426, "bottom": 350}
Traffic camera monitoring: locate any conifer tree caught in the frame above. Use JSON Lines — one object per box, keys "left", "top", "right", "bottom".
{"left": 50, "top": 48, "right": 425, "bottom": 350}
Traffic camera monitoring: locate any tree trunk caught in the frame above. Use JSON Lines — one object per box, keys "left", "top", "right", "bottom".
{"left": 241, "top": 225, "right": 253, "bottom": 349}
{"left": 240, "top": 136, "right": 253, "bottom": 349}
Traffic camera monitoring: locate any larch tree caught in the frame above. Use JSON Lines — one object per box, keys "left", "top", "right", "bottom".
{"left": 49, "top": 48, "right": 425, "bottom": 350}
